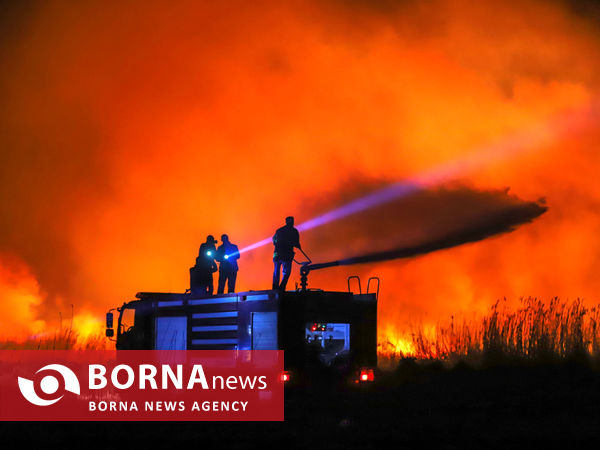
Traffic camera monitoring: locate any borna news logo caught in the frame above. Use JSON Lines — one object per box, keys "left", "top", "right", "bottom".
{"left": 1, "top": 350, "right": 284, "bottom": 421}
{"left": 18, "top": 364, "right": 81, "bottom": 406}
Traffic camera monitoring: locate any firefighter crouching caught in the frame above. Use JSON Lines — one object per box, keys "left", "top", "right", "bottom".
{"left": 190, "top": 235, "right": 218, "bottom": 295}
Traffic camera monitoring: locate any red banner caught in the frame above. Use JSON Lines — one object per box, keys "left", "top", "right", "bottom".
{"left": 0, "top": 350, "right": 283, "bottom": 421}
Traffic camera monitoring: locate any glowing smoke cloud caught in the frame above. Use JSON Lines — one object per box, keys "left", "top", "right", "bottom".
{"left": 237, "top": 104, "right": 592, "bottom": 256}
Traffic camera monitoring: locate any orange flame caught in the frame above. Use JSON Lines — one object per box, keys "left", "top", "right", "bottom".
{"left": 1, "top": 0, "right": 600, "bottom": 345}
{"left": 0, "top": 255, "right": 46, "bottom": 338}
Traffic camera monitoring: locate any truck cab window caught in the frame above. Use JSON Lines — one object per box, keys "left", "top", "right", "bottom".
{"left": 120, "top": 307, "right": 136, "bottom": 332}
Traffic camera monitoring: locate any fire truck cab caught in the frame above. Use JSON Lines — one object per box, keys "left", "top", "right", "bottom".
{"left": 106, "top": 288, "right": 377, "bottom": 380}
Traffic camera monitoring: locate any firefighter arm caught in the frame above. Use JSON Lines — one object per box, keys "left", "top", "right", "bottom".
{"left": 294, "top": 230, "right": 301, "bottom": 249}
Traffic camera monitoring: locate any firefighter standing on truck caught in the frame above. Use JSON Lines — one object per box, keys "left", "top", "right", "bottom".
{"left": 272, "top": 216, "right": 301, "bottom": 291}
{"left": 216, "top": 234, "right": 240, "bottom": 294}
{"left": 193, "top": 235, "right": 218, "bottom": 295}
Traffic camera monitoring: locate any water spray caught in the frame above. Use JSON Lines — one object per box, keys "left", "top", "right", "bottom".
{"left": 237, "top": 104, "right": 589, "bottom": 258}
{"left": 298, "top": 202, "right": 547, "bottom": 290}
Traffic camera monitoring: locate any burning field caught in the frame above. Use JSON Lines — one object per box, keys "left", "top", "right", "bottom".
{"left": 2, "top": 0, "right": 600, "bottom": 356}
{"left": 6, "top": 2, "right": 600, "bottom": 445}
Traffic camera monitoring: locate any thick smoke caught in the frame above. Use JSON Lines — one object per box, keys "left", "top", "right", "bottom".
{"left": 1, "top": 0, "right": 600, "bottom": 338}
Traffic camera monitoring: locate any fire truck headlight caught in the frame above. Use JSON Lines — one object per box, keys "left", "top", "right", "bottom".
{"left": 206, "top": 251, "right": 212, "bottom": 257}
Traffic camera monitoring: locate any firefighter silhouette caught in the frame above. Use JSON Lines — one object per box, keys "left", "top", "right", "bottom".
{"left": 216, "top": 234, "right": 240, "bottom": 294}
{"left": 190, "top": 235, "right": 218, "bottom": 295}
{"left": 272, "top": 216, "right": 301, "bottom": 291}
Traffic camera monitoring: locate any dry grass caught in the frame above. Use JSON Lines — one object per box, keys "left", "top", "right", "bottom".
{"left": 0, "top": 308, "right": 109, "bottom": 350}
{"left": 0, "top": 329, "right": 108, "bottom": 350}
{"left": 380, "top": 297, "right": 600, "bottom": 364}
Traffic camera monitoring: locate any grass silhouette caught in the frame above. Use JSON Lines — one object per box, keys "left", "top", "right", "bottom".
{"left": 0, "top": 306, "right": 109, "bottom": 350}
{"left": 380, "top": 297, "right": 600, "bottom": 365}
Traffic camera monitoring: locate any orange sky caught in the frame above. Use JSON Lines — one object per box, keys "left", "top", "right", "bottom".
{"left": 1, "top": 0, "right": 600, "bottom": 343}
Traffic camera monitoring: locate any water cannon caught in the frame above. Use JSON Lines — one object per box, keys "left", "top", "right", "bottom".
{"left": 300, "top": 259, "right": 340, "bottom": 291}
{"left": 292, "top": 248, "right": 340, "bottom": 291}
{"left": 294, "top": 248, "right": 348, "bottom": 291}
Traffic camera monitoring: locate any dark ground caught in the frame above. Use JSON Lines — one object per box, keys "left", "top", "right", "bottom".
{"left": 3, "top": 360, "right": 600, "bottom": 449}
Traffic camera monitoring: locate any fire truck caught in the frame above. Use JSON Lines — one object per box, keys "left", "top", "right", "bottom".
{"left": 105, "top": 261, "right": 379, "bottom": 384}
